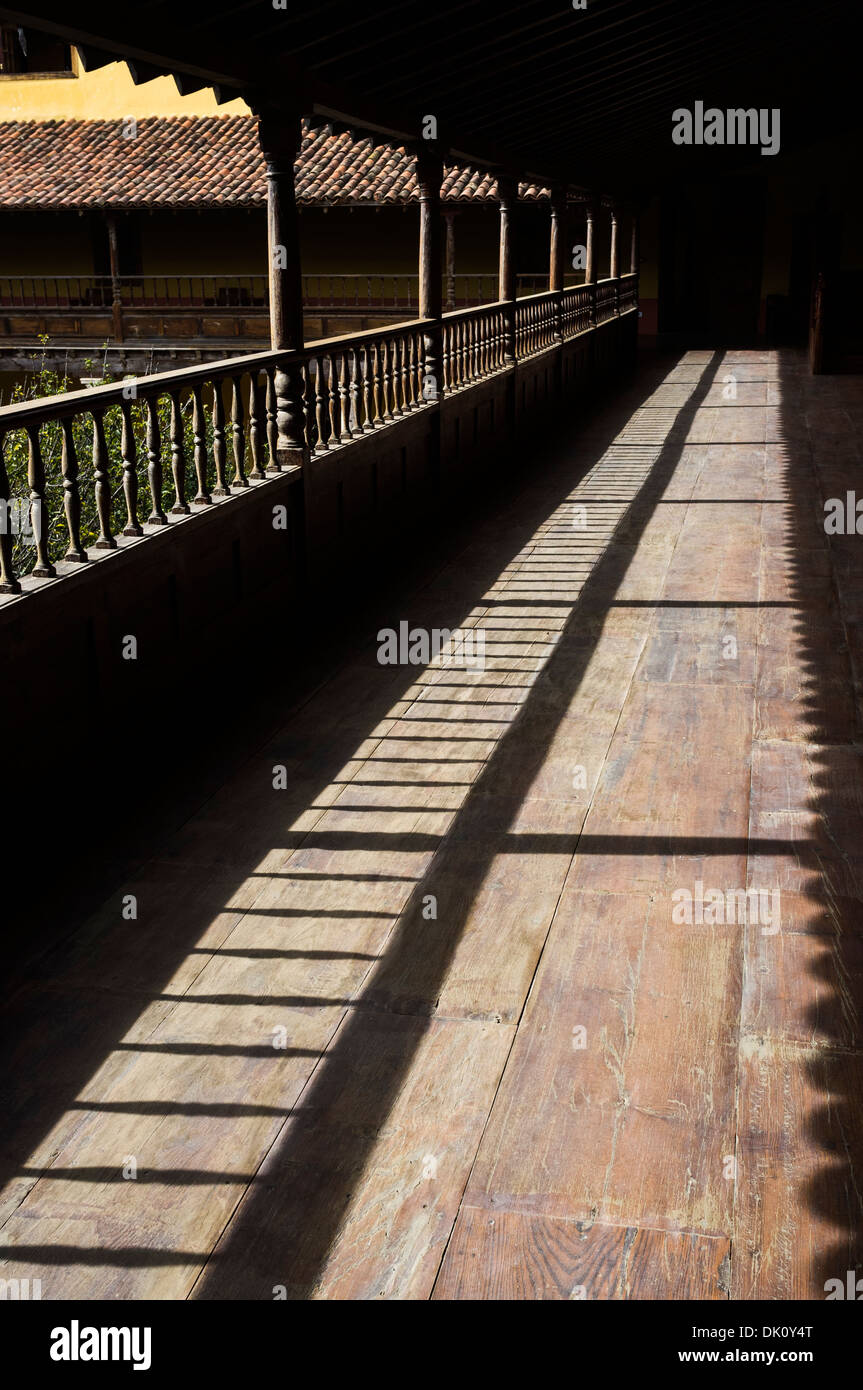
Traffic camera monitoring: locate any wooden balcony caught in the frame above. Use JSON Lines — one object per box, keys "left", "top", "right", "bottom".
{"left": 0, "top": 280, "right": 634, "bottom": 592}
{"left": 0, "top": 272, "right": 578, "bottom": 350}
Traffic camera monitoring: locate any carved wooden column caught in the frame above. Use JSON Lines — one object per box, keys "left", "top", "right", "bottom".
{"left": 444, "top": 208, "right": 457, "bottom": 311}
{"left": 549, "top": 187, "right": 566, "bottom": 345}
{"left": 417, "top": 146, "right": 444, "bottom": 401}
{"left": 609, "top": 203, "right": 620, "bottom": 314}
{"left": 584, "top": 198, "right": 596, "bottom": 328}
{"left": 258, "top": 109, "right": 307, "bottom": 466}
{"left": 105, "top": 212, "right": 124, "bottom": 344}
{"left": 498, "top": 174, "right": 518, "bottom": 366}
{"left": 630, "top": 209, "right": 639, "bottom": 276}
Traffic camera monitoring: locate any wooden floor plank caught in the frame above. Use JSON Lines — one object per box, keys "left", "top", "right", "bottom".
{"left": 433, "top": 1208, "right": 730, "bottom": 1300}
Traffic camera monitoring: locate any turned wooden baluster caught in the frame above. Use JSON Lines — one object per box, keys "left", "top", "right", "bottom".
{"left": 338, "top": 354, "right": 351, "bottom": 442}
{"left": 388, "top": 337, "right": 400, "bottom": 415}
{"left": 265, "top": 371, "right": 280, "bottom": 471}
{"left": 302, "top": 363, "right": 316, "bottom": 451}
{"left": 248, "top": 376, "right": 265, "bottom": 479}
{"left": 191, "top": 383, "right": 211, "bottom": 505}
{"left": 145, "top": 397, "right": 168, "bottom": 524}
{"left": 399, "top": 335, "right": 410, "bottom": 412}
{"left": 0, "top": 429, "right": 21, "bottom": 594}
{"left": 381, "top": 339, "right": 394, "bottom": 422}
{"left": 25, "top": 421, "right": 55, "bottom": 575}
{"left": 120, "top": 399, "right": 142, "bottom": 535}
{"left": 407, "top": 333, "right": 417, "bottom": 408}
{"left": 324, "top": 354, "right": 337, "bottom": 444}
{"left": 169, "top": 391, "right": 190, "bottom": 514}
{"left": 371, "top": 342, "right": 383, "bottom": 426}
{"left": 313, "top": 358, "right": 328, "bottom": 452}
{"left": 361, "top": 345, "right": 373, "bottom": 432}
{"left": 60, "top": 417, "right": 86, "bottom": 561}
{"left": 230, "top": 376, "right": 247, "bottom": 487}
{"left": 211, "top": 380, "right": 229, "bottom": 495}
{"left": 349, "top": 348, "right": 361, "bottom": 435}
{"left": 91, "top": 408, "right": 117, "bottom": 548}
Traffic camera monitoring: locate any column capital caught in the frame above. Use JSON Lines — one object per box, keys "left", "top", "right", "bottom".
{"left": 415, "top": 143, "right": 445, "bottom": 196}
{"left": 255, "top": 107, "right": 303, "bottom": 169}
{"left": 496, "top": 172, "right": 520, "bottom": 206}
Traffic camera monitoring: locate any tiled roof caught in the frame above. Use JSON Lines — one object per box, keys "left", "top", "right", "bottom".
{"left": 0, "top": 115, "right": 550, "bottom": 210}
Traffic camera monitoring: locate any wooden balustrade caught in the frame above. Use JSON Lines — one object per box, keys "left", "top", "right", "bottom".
{"left": 595, "top": 279, "right": 620, "bottom": 324}
{"left": 441, "top": 302, "right": 508, "bottom": 391}
{"left": 0, "top": 354, "right": 275, "bottom": 591}
{"left": 618, "top": 273, "right": 638, "bottom": 313}
{"left": 514, "top": 291, "right": 558, "bottom": 359}
{"left": 560, "top": 284, "right": 593, "bottom": 340}
{"left": 0, "top": 273, "right": 638, "bottom": 594}
{"left": 0, "top": 272, "right": 578, "bottom": 315}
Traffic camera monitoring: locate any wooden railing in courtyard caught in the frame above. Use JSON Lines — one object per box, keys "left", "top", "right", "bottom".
{"left": 0, "top": 275, "right": 637, "bottom": 594}
{"left": 441, "top": 302, "right": 508, "bottom": 390}
{"left": 0, "top": 272, "right": 570, "bottom": 315}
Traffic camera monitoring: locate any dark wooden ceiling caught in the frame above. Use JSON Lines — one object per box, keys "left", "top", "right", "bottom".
{"left": 0, "top": 0, "right": 855, "bottom": 195}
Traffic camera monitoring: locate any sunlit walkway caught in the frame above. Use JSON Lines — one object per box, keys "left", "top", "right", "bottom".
{"left": 2, "top": 348, "right": 862, "bottom": 1300}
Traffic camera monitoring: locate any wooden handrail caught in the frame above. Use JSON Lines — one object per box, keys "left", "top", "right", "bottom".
{"left": 0, "top": 276, "right": 639, "bottom": 594}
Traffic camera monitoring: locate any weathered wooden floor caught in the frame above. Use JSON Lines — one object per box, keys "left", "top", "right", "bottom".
{"left": 3, "top": 348, "right": 863, "bottom": 1300}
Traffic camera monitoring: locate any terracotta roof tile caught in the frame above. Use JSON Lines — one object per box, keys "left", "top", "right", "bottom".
{"left": 0, "top": 115, "right": 550, "bottom": 209}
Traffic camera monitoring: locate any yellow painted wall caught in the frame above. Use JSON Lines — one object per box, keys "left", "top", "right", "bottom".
{"left": 0, "top": 48, "right": 249, "bottom": 120}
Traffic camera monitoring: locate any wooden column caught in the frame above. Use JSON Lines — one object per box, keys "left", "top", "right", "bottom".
{"left": 258, "top": 109, "right": 307, "bottom": 463}
{"left": 609, "top": 204, "right": 619, "bottom": 279}
{"left": 609, "top": 204, "right": 620, "bottom": 314}
{"left": 417, "top": 147, "right": 444, "bottom": 399}
{"left": 585, "top": 199, "right": 596, "bottom": 327}
{"left": 630, "top": 210, "right": 639, "bottom": 276}
{"left": 810, "top": 271, "right": 826, "bottom": 375}
{"left": 444, "top": 209, "right": 457, "bottom": 311}
{"left": 105, "top": 212, "right": 124, "bottom": 344}
{"left": 498, "top": 175, "right": 518, "bottom": 365}
{"left": 549, "top": 188, "right": 565, "bottom": 345}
